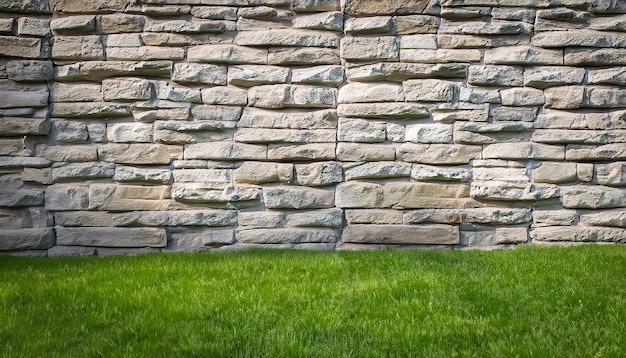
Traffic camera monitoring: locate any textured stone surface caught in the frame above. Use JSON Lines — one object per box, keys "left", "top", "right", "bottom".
{"left": 1, "top": 0, "right": 625, "bottom": 254}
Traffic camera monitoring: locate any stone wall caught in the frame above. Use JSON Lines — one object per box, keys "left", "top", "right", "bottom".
{"left": 1, "top": 0, "right": 625, "bottom": 256}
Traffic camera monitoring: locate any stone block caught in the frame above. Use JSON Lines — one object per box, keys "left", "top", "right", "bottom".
{"left": 0, "top": 117, "right": 48, "bottom": 136}
{"left": 291, "top": 65, "right": 344, "bottom": 87}
{"left": 56, "top": 227, "right": 166, "bottom": 248}
{"left": 0, "top": 228, "right": 55, "bottom": 251}
{"left": 235, "top": 128, "right": 335, "bottom": 144}
{"left": 172, "top": 184, "right": 261, "bottom": 204}
{"left": 172, "top": 63, "right": 227, "bottom": 85}
{"left": 45, "top": 184, "right": 89, "bottom": 211}
{"left": 345, "top": 16, "right": 392, "bottom": 34}
{"left": 52, "top": 36, "right": 103, "bottom": 60}
{"left": 500, "top": 88, "right": 545, "bottom": 106}
{"left": 471, "top": 181, "right": 559, "bottom": 201}
{"left": 587, "top": 68, "right": 626, "bottom": 86}
{"left": 597, "top": 162, "right": 626, "bottom": 187}
{"left": 338, "top": 118, "right": 386, "bottom": 143}
{"left": 580, "top": 209, "right": 626, "bottom": 228}
{"left": 524, "top": 66, "right": 585, "bottom": 89}
{"left": 102, "top": 78, "right": 153, "bottom": 101}
{"left": 268, "top": 47, "right": 340, "bottom": 65}
{"left": 166, "top": 228, "right": 235, "bottom": 251}
{"left": 483, "top": 142, "right": 564, "bottom": 160}
{"left": 188, "top": 44, "right": 267, "bottom": 64}
{"left": 338, "top": 83, "right": 404, "bottom": 103}
{"left": 185, "top": 142, "right": 266, "bottom": 160}
{"left": 461, "top": 227, "right": 527, "bottom": 246}
{"left": 400, "top": 49, "right": 482, "bottom": 63}
{"left": 89, "top": 184, "right": 173, "bottom": 211}
{"left": 472, "top": 167, "right": 529, "bottom": 182}
{"left": 55, "top": 61, "right": 172, "bottom": 81}
{"left": 485, "top": 46, "right": 563, "bottom": 65}
{"left": 335, "top": 181, "right": 383, "bottom": 208}
{"left": 228, "top": 65, "right": 290, "bottom": 87}
{"left": 394, "top": 15, "right": 439, "bottom": 34}
{"left": 99, "top": 14, "right": 145, "bottom": 33}
{"left": 201, "top": 87, "right": 248, "bottom": 106}
{"left": 382, "top": 182, "right": 476, "bottom": 209}
{"left": 6, "top": 60, "right": 53, "bottom": 82}
{"left": 585, "top": 86, "right": 626, "bottom": 108}
{"left": 235, "top": 29, "right": 338, "bottom": 48}
{"left": 238, "top": 108, "right": 337, "bottom": 129}
{"left": 248, "top": 85, "right": 337, "bottom": 109}
{"left": 191, "top": 105, "right": 242, "bottom": 121}
{"left": 236, "top": 228, "right": 339, "bottom": 244}
{"left": 234, "top": 162, "right": 293, "bottom": 184}
{"left": 0, "top": 90, "right": 48, "bottom": 109}
{"left": 293, "top": 12, "right": 343, "bottom": 31}
{"left": 468, "top": 65, "right": 523, "bottom": 86}
{"left": 295, "top": 162, "right": 343, "bottom": 186}
{"left": 532, "top": 30, "right": 626, "bottom": 48}
{"left": 405, "top": 124, "right": 453, "bottom": 144}
{"left": 532, "top": 226, "right": 626, "bottom": 243}
{"left": 52, "top": 83, "right": 102, "bottom": 102}
{"left": 347, "top": 63, "right": 468, "bottom": 82}
{"left": 344, "top": 0, "right": 431, "bottom": 15}
{"left": 99, "top": 144, "right": 180, "bottom": 165}
{"left": 113, "top": 166, "right": 171, "bottom": 184}
{"left": 344, "top": 162, "right": 410, "bottom": 180}
{"left": 346, "top": 209, "right": 403, "bottom": 224}
{"left": 532, "top": 162, "right": 577, "bottom": 183}
{"left": 533, "top": 129, "right": 626, "bottom": 145}
{"left": 51, "top": 162, "right": 115, "bottom": 182}
{"left": 342, "top": 224, "right": 459, "bottom": 245}
{"left": 263, "top": 186, "right": 334, "bottom": 209}
{"left": 340, "top": 36, "right": 399, "bottom": 62}
{"left": 54, "top": 211, "right": 113, "bottom": 227}
{"left": 532, "top": 210, "right": 577, "bottom": 227}
{"left": 411, "top": 165, "right": 472, "bottom": 182}
{"left": 172, "top": 169, "right": 230, "bottom": 187}
{"left": 287, "top": 208, "right": 343, "bottom": 228}
{"left": 0, "top": 189, "right": 44, "bottom": 207}
{"left": 0, "top": 36, "right": 42, "bottom": 58}
{"left": 51, "top": 15, "right": 95, "bottom": 34}
{"left": 398, "top": 143, "right": 482, "bottom": 164}
{"left": 337, "top": 103, "right": 429, "bottom": 119}
{"left": 566, "top": 144, "right": 626, "bottom": 161}
{"left": 238, "top": 211, "right": 284, "bottom": 228}
{"left": 112, "top": 210, "right": 236, "bottom": 227}
{"left": 403, "top": 79, "right": 458, "bottom": 102}
{"left": 107, "top": 46, "right": 185, "bottom": 61}
{"left": 336, "top": 143, "right": 396, "bottom": 161}
{"left": 52, "top": 102, "right": 131, "bottom": 118}
{"left": 564, "top": 48, "right": 626, "bottom": 66}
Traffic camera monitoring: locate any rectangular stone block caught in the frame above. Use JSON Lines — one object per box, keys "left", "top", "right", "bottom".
{"left": 0, "top": 189, "right": 45, "bottom": 207}
{"left": 524, "top": 66, "right": 585, "bottom": 89}
{"left": 346, "top": 209, "right": 403, "bottom": 224}
{"left": 337, "top": 103, "right": 428, "bottom": 119}
{"left": 89, "top": 184, "right": 173, "bottom": 211}
{"left": 344, "top": 161, "right": 410, "bottom": 180}
{"left": 235, "top": 29, "right": 339, "bottom": 48}
{"left": 564, "top": 48, "right": 626, "bottom": 66}
{"left": 0, "top": 228, "right": 55, "bottom": 251}
{"left": 228, "top": 65, "right": 289, "bottom": 87}
{"left": 6, "top": 60, "right": 54, "bottom": 82}
{"left": 0, "top": 90, "right": 48, "bottom": 109}
{"left": 54, "top": 211, "right": 113, "bottom": 227}
{"left": 531, "top": 226, "right": 626, "bottom": 243}
{"left": 112, "top": 210, "right": 236, "bottom": 227}
{"left": 342, "top": 224, "right": 459, "bottom": 245}
{"left": 188, "top": 44, "right": 267, "bottom": 64}
{"left": 532, "top": 210, "right": 577, "bottom": 227}
{"left": 0, "top": 36, "right": 42, "bottom": 58}
{"left": 44, "top": 184, "right": 89, "bottom": 211}
{"left": 55, "top": 61, "right": 172, "bottom": 81}
{"left": 268, "top": 47, "right": 340, "bottom": 65}
{"left": 461, "top": 227, "right": 528, "bottom": 246}
{"left": 99, "top": 144, "right": 180, "bottom": 164}
{"left": 166, "top": 228, "right": 235, "bottom": 251}
{"left": 347, "top": 62, "right": 468, "bottom": 82}
{"left": 403, "top": 79, "right": 458, "bottom": 102}
{"left": 566, "top": 144, "right": 626, "bottom": 161}
{"left": 52, "top": 36, "right": 104, "bottom": 60}
{"left": 291, "top": 65, "right": 345, "bottom": 87}
{"left": 56, "top": 227, "right": 166, "bottom": 248}
{"left": 471, "top": 181, "right": 559, "bottom": 201}
{"left": 560, "top": 186, "right": 626, "bottom": 209}
{"left": 267, "top": 143, "right": 336, "bottom": 161}
{"left": 483, "top": 142, "right": 564, "bottom": 160}
{"left": 235, "top": 128, "right": 336, "bottom": 144}
{"left": 248, "top": 84, "right": 337, "bottom": 109}
{"left": 580, "top": 209, "right": 626, "bottom": 228}
{"left": 52, "top": 102, "right": 131, "bottom": 118}
{"left": 398, "top": 143, "right": 482, "bottom": 164}
{"left": 286, "top": 208, "right": 343, "bottom": 228}
{"left": 337, "top": 143, "right": 396, "bottom": 161}
{"left": 264, "top": 186, "right": 334, "bottom": 209}
{"left": 338, "top": 118, "right": 386, "bottom": 143}
{"left": 238, "top": 108, "right": 337, "bottom": 129}
{"left": 382, "top": 182, "right": 476, "bottom": 209}
{"left": 597, "top": 162, "right": 626, "bottom": 187}
{"left": 51, "top": 162, "right": 115, "bottom": 182}
{"left": 468, "top": 65, "right": 523, "bottom": 86}
{"left": 485, "top": 46, "right": 563, "bottom": 65}
{"left": 338, "top": 83, "right": 404, "bottom": 103}
{"left": 236, "top": 228, "right": 339, "bottom": 244}
{"left": 340, "top": 36, "right": 399, "bottom": 62}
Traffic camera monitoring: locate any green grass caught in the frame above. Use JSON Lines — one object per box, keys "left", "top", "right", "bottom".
{"left": 1, "top": 245, "right": 624, "bottom": 357}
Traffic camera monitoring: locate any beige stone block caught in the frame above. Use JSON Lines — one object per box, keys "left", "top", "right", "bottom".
{"left": 382, "top": 182, "right": 476, "bottom": 209}
{"left": 471, "top": 181, "right": 559, "bottom": 201}
{"left": 596, "top": 162, "right": 626, "bottom": 187}
{"left": 238, "top": 108, "right": 337, "bottom": 129}
{"left": 532, "top": 162, "right": 578, "bottom": 183}
{"left": 398, "top": 143, "right": 482, "bottom": 164}
{"left": 345, "top": 209, "right": 403, "bottom": 224}
{"left": 337, "top": 142, "right": 396, "bottom": 161}
{"left": 286, "top": 208, "right": 343, "bottom": 228}
{"left": 268, "top": 47, "right": 340, "bottom": 65}
{"left": 264, "top": 186, "right": 334, "bottom": 209}
{"left": 112, "top": 210, "right": 236, "bottom": 227}
{"left": 580, "top": 209, "right": 626, "bottom": 228}
{"left": 296, "top": 162, "right": 343, "bottom": 186}
{"left": 531, "top": 226, "right": 625, "bottom": 243}
{"left": 342, "top": 224, "right": 459, "bottom": 244}
{"left": 340, "top": 36, "right": 398, "bottom": 61}
{"left": 99, "top": 144, "right": 180, "bottom": 165}
{"left": 56, "top": 227, "right": 166, "bottom": 248}
{"left": 268, "top": 143, "right": 336, "bottom": 161}
{"left": 561, "top": 186, "right": 626, "bottom": 209}
{"left": 234, "top": 162, "right": 293, "bottom": 184}
{"left": 532, "top": 210, "right": 577, "bottom": 227}
{"left": 337, "top": 103, "right": 429, "bottom": 119}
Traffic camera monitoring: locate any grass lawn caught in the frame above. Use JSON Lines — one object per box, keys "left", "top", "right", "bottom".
{"left": 1, "top": 245, "right": 624, "bottom": 357}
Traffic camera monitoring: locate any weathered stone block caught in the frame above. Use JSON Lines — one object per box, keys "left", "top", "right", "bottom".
{"left": 404, "top": 79, "right": 458, "bottom": 102}
{"left": 0, "top": 228, "right": 55, "bottom": 251}
{"left": 580, "top": 209, "right": 626, "bottom": 228}
{"left": 268, "top": 47, "right": 340, "bottom": 65}
{"left": 597, "top": 162, "right": 626, "bottom": 187}
{"left": 99, "top": 144, "right": 180, "bottom": 165}
{"left": 172, "top": 63, "right": 227, "bottom": 85}
{"left": 566, "top": 144, "right": 626, "bottom": 161}
{"left": 532, "top": 162, "right": 577, "bottom": 183}
{"left": 405, "top": 124, "right": 453, "bottom": 143}
{"left": 201, "top": 87, "right": 248, "bottom": 106}
{"left": 287, "top": 208, "right": 343, "bottom": 228}
{"left": 52, "top": 102, "right": 131, "bottom": 118}
{"left": 337, "top": 103, "right": 429, "bottom": 119}
{"left": 461, "top": 227, "right": 527, "bottom": 246}
{"left": 587, "top": 68, "right": 626, "bottom": 86}
{"left": 248, "top": 85, "right": 337, "bottom": 109}
{"left": 56, "top": 61, "right": 172, "bottom": 81}
{"left": 0, "top": 36, "right": 42, "bottom": 58}
{"left": 295, "top": 162, "right": 343, "bottom": 186}
{"left": 338, "top": 118, "right": 386, "bottom": 143}
{"left": 338, "top": 83, "right": 403, "bottom": 103}
{"left": 344, "top": 162, "right": 410, "bottom": 180}
{"left": 337, "top": 143, "right": 396, "bottom": 161}
{"left": 234, "top": 162, "right": 293, "bottom": 184}
{"left": 89, "top": 184, "right": 172, "bottom": 211}
{"left": 6, "top": 60, "right": 53, "bottom": 82}
{"left": 99, "top": 14, "right": 145, "bottom": 33}
{"left": 342, "top": 224, "right": 459, "bottom": 245}
{"left": 45, "top": 184, "right": 89, "bottom": 211}
{"left": 112, "top": 210, "right": 236, "bottom": 227}
{"left": 532, "top": 226, "right": 626, "bottom": 243}
{"left": 485, "top": 46, "right": 563, "bottom": 65}
{"left": 52, "top": 36, "right": 104, "bottom": 60}
{"left": 236, "top": 29, "right": 338, "bottom": 48}
{"left": 51, "top": 162, "right": 115, "bottom": 182}
{"left": 335, "top": 181, "right": 383, "bottom": 208}
{"left": 185, "top": 142, "right": 266, "bottom": 160}
{"left": 293, "top": 12, "right": 343, "bottom": 31}
{"left": 263, "top": 186, "right": 334, "bottom": 209}
{"left": 238, "top": 108, "right": 337, "bottom": 129}
{"left": 113, "top": 166, "right": 171, "bottom": 184}
{"left": 411, "top": 164, "right": 471, "bottom": 182}
{"left": 468, "top": 65, "right": 523, "bottom": 86}
{"left": 471, "top": 181, "right": 559, "bottom": 201}
{"left": 585, "top": 86, "right": 626, "bottom": 108}
{"left": 344, "top": 0, "right": 431, "bottom": 15}
{"left": 107, "top": 46, "right": 185, "bottom": 61}
{"left": 54, "top": 211, "right": 113, "bottom": 227}
{"left": 340, "top": 36, "right": 399, "bottom": 62}
{"left": 56, "top": 227, "right": 166, "bottom": 248}
{"left": 0, "top": 189, "right": 44, "bottom": 207}
{"left": 236, "top": 228, "right": 339, "bottom": 244}
{"left": 346, "top": 209, "right": 403, "bottom": 224}
{"left": 483, "top": 142, "right": 564, "bottom": 160}
{"left": 500, "top": 88, "right": 545, "bottom": 106}
{"left": 524, "top": 66, "right": 585, "bottom": 89}
{"left": 564, "top": 48, "right": 626, "bottom": 66}
{"left": 398, "top": 143, "right": 482, "bottom": 164}
{"left": 238, "top": 211, "right": 284, "bottom": 228}
{"left": 167, "top": 228, "right": 235, "bottom": 251}
{"left": 345, "top": 16, "right": 391, "bottom": 34}
{"left": 382, "top": 182, "right": 476, "bottom": 209}
{"left": 188, "top": 44, "right": 267, "bottom": 64}
{"left": 561, "top": 186, "right": 626, "bottom": 209}
{"left": 228, "top": 65, "right": 290, "bottom": 87}
{"left": 173, "top": 184, "right": 261, "bottom": 204}
{"left": 532, "top": 210, "right": 577, "bottom": 227}
{"left": 0, "top": 90, "right": 48, "bottom": 109}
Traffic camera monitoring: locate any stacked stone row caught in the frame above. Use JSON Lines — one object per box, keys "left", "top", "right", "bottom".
{"left": 0, "top": 0, "right": 624, "bottom": 256}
